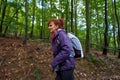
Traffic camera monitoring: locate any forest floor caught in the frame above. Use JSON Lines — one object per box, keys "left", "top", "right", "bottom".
{"left": 0, "top": 37, "right": 120, "bottom": 80}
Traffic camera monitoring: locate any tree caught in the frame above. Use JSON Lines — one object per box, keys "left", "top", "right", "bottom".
{"left": 85, "top": 0, "right": 91, "bottom": 54}
{"left": 65, "top": 0, "right": 69, "bottom": 31}
{"left": 39, "top": 0, "right": 45, "bottom": 39}
{"left": 74, "top": 0, "right": 78, "bottom": 36}
{"left": 0, "top": 0, "right": 7, "bottom": 36}
{"left": 111, "top": 0, "right": 117, "bottom": 55}
{"left": 71, "top": 0, "right": 74, "bottom": 32}
{"left": 113, "top": 0, "right": 120, "bottom": 58}
{"left": 30, "top": 0, "right": 36, "bottom": 38}
{"left": 23, "top": 0, "right": 28, "bottom": 45}
{"left": 103, "top": 0, "right": 109, "bottom": 55}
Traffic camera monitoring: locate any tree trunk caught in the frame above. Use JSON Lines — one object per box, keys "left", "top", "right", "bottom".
{"left": 23, "top": 0, "right": 28, "bottom": 45}
{"left": 74, "top": 0, "right": 77, "bottom": 36}
{"left": 30, "top": 0, "right": 36, "bottom": 38}
{"left": 112, "top": 0, "right": 117, "bottom": 55}
{"left": 40, "top": 0, "right": 44, "bottom": 39}
{"left": 94, "top": 0, "right": 102, "bottom": 50}
{"left": 85, "top": 0, "right": 91, "bottom": 54}
{"left": 113, "top": 0, "right": 120, "bottom": 58}
{"left": 0, "top": 0, "right": 7, "bottom": 36}
{"left": 65, "top": 0, "right": 69, "bottom": 31}
{"left": 71, "top": 0, "right": 74, "bottom": 33}
{"left": 103, "top": 0, "right": 109, "bottom": 55}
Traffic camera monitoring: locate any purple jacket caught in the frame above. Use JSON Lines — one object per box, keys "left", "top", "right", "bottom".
{"left": 51, "top": 29, "right": 76, "bottom": 71}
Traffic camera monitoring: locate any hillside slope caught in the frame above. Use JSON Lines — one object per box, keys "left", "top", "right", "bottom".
{"left": 0, "top": 37, "right": 120, "bottom": 80}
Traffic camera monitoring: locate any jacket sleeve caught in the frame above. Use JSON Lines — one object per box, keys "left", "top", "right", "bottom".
{"left": 51, "top": 31, "right": 72, "bottom": 69}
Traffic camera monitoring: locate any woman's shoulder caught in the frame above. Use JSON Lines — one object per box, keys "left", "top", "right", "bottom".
{"left": 57, "top": 29, "right": 66, "bottom": 35}
{"left": 56, "top": 29, "right": 68, "bottom": 41}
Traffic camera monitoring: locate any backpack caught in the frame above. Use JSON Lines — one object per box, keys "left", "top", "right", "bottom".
{"left": 56, "top": 30, "right": 84, "bottom": 58}
{"left": 67, "top": 33, "right": 84, "bottom": 58}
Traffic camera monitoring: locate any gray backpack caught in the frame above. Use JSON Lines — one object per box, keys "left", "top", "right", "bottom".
{"left": 67, "top": 33, "right": 84, "bottom": 58}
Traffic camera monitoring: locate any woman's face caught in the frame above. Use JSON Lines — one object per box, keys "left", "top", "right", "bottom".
{"left": 48, "top": 22, "right": 58, "bottom": 33}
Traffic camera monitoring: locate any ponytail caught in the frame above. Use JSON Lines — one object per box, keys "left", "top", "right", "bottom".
{"left": 58, "top": 19, "right": 65, "bottom": 29}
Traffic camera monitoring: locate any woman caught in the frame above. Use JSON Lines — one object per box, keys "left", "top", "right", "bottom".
{"left": 47, "top": 18, "right": 76, "bottom": 80}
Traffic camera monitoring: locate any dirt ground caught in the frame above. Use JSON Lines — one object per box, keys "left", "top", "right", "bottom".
{"left": 0, "top": 37, "right": 120, "bottom": 80}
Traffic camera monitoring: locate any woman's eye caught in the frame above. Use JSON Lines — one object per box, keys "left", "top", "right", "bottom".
{"left": 49, "top": 25, "right": 52, "bottom": 26}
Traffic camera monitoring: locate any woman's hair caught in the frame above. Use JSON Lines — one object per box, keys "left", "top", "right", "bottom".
{"left": 47, "top": 18, "right": 65, "bottom": 29}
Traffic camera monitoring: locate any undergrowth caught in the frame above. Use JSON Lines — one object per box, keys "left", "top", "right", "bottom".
{"left": 87, "top": 53, "right": 106, "bottom": 66}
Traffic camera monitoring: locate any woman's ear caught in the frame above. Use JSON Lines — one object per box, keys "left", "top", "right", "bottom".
{"left": 56, "top": 25, "right": 59, "bottom": 29}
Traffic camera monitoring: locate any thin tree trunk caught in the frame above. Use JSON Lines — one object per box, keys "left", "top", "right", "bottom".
{"left": 0, "top": 1, "right": 1, "bottom": 11}
{"left": 94, "top": 0, "right": 102, "bottom": 49}
{"left": 14, "top": 0, "right": 18, "bottom": 38}
{"left": 40, "top": 0, "right": 44, "bottom": 39}
{"left": 112, "top": 0, "right": 117, "bottom": 55}
{"left": 74, "top": 0, "right": 77, "bottom": 36}
{"left": 65, "top": 0, "right": 68, "bottom": 31}
{"left": 30, "top": 0, "right": 36, "bottom": 38}
{"left": 71, "top": 0, "right": 74, "bottom": 33}
{"left": 118, "top": 25, "right": 120, "bottom": 58}
{"left": 85, "top": 0, "right": 91, "bottom": 54}
{"left": 103, "top": 0, "right": 109, "bottom": 55}
{"left": 113, "top": 0, "right": 120, "bottom": 58}
{"left": 38, "top": 0, "right": 41, "bottom": 39}
{"left": 0, "top": 0, "right": 7, "bottom": 36}
{"left": 23, "top": 0, "right": 28, "bottom": 45}
{"left": 43, "top": 10, "right": 45, "bottom": 38}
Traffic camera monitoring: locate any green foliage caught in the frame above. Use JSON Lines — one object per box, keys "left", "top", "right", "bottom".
{"left": 88, "top": 53, "right": 106, "bottom": 66}
{"left": 0, "top": 0, "right": 120, "bottom": 54}
{"left": 34, "top": 68, "right": 40, "bottom": 80}
{"left": 29, "top": 39, "right": 44, "bottom": 43}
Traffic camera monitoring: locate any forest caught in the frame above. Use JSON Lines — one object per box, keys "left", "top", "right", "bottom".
{"left": 0, "top": 0, "right": 120, "bottom": 80}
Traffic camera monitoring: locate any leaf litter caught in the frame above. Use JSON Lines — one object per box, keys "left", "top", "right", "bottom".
{"left": 0, "top": 37, "right": 120, "bottom": 80}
